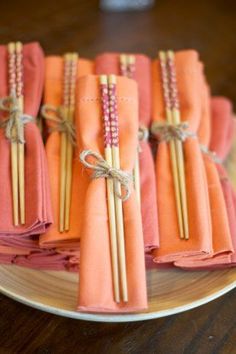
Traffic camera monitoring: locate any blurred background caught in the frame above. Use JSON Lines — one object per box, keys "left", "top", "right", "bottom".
{"left": 1, "top": 0, "right": 236, "bottom": 102}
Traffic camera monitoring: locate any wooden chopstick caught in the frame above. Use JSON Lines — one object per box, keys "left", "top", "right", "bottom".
{"left": 99, "top": 75, "right": 120, "bottom": 303}
{"left": 159, "top": 51, "right": 184, "bottom": 239}
{"left": 8, "top": 42, "right": 19, "bottom": 226}
{"left": 108, "top": 74, "right": 128, "bottom": 302}
{"left": 64, "top": 53, "right": 78, "bottom": 231}
{"left": 119, "top": 54, "right": 128, "bottom": 76}
{"left": 126, "top": 55, "right": 135, "bottom": 78}
{"left": 119, "top": 54, "right": 141, "bottom": 206}
{"left": 59, "top": 54, "right": 70, "bottom": 232}
{"left": 15, "top": 41, "right": 25, "bottom": 225}
{"left": 167, "top": 50, "right": 189, "bottom": 240}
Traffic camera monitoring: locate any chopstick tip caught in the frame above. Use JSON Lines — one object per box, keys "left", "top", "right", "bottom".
{"left": 99, "top": 75, "right": 107, "bottom": 84}
{"left": 167, "top": 50, "right": 174, "bottom": 59}
{"left": 15, "top": 41, "right": 23, "bottom": 52}
{"left": 127, "top": 55, "right": 135, "bottom": 65}
{"left": 108, "top": 74, "right": 116, "bottom": 85}
{"left": 8, "top": 42, "right": 15, "bottom": 53}
{"left": 159, "top": 51, "right": 166, "bottom": 61}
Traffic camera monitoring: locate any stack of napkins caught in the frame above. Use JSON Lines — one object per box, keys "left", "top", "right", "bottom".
{"left": 0, "top": 45, "right": 235, "bottom": 314}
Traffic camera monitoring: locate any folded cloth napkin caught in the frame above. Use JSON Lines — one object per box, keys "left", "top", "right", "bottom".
{"left": 0, "top": 245, "right": 30, "bottom": 255}
{"left": 0, "top": 253, "right": 15, "bottom": 264}
{"left": 210, "top": 97, "right": 235, "bottom": 160}
{"left": 95, "top": 53, "right": 159, "bottom": 252}
{"left": 0, "top": 242, "right": 79, "bottom": 271}
{"left": 0, "top": 42, "right": 53, "bottom": 249}
{"left": 39, "top": 56, "right": 94, "bottom": 249}
{"left": 77, "top": 75, "right": 147, "bottom": 312}
{"left": 13, "top": 249, "right": 78, "bottom": 271}
{"left": 209, "top": 97, "right": 236, "bottom": 267}
{"left": 0, "top": 46, "right": 79, "bottom": 272}
{"left": 0, "top": 235, "right": 79, "bottom": 271}
{"left": 151, "top": 50, "right": 212, "bottom": 263}
{"left": 175, "top": 84, "right": 233, "bottom": 269}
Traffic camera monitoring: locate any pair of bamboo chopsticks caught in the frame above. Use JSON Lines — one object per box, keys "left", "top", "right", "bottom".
{"left": 99, "top": 74, "right": 128, "bottom": 303}
{"left": 8, "top": 42, "right": 25, "bottom": 226}
{"left": 59, "top": 53, "right": 78, "bottom": 233}
{"left": 119, "top": 54, "right": 141, "bottom": 206}
{"left": 159, "top": 50, "right": 189, "bottom": 240}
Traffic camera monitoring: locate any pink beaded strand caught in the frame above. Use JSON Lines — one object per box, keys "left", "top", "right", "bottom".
{"left": 108, "top": 79, "right": 119, "bottom": 147}
{"left": 166, "top": 54, "right": 180, "bottom": 111}
{"left": 8, "top": 49, "right": 17, "bottom": 95}
{"left": 15, "top": 44, "right": 23, "bottom": 98}
{"left": 159, "top": 54, "right": 172, "bottom": 110}
{"left": 100, "top": 80, "right": 112, "bottom": 148}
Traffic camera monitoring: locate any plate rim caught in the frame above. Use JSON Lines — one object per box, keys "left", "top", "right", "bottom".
{"left": 1, "top": 274, "right": 236, "bottom": 323}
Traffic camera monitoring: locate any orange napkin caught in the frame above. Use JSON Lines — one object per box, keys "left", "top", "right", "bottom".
{"left": 40, "top": 56, "right": 94, "bottom": 249}
{"left": 175, "top": 82, "right": 233, "bottom": 269}
{"left": 77, "top": 75, "right": 147, "bottom": 312}
{"left": 0, "top": 42, "right": 52, "bottom": 248}
{"left": 95, "top": 52, "right": 159, "bottom": 252}
{"left": 151, "top": 51, "right": 212, "bottom": 263}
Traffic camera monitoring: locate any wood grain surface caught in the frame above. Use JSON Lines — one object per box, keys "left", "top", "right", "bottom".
{"left": 0, "top": 0, "right": 236, "bottom": 353}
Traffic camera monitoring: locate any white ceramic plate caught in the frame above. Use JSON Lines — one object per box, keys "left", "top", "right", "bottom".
{"left": 0, "top": 141, "right": 236, "bottom": 323}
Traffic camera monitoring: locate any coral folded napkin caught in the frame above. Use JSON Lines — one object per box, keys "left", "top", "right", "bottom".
{"left": 77, "top": 75, "right": 147, "bottom": 312}
{"left": 95, "top": 53, "right": 159, "bottom": 252}
{"left": 210, "top": 97, "right": 236, "bottom": 266}
{"left": 40, "top": 56, "right": 93, "bottom": 248}
{"left": 0, "top": 42, "right": 52, "bottom": 250}
{"left": 151, "top": 51, "right": 212, "bottom": 263}
{"left": 14, "top": 249, "right": 78, "bottom": 271}
{"left": 175, "top": 87, "right": 233, "bottom": 269}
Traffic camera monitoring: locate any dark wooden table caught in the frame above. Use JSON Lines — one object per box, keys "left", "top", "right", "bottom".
{"left": 1, "top": 0, "right": 236, "bottom": 353}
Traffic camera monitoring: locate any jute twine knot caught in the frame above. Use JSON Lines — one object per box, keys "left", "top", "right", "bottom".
{"left": 200, "top": 144, "right": 223, "bottom": 164}
{"left": 80, "top": 149, "right": 133, "bottom": 201}
{"left": 138, "top": 125, "right": 149, "bottom": 152}
{"left": 41, "top": 104, "right": 77, "bottom": 145}
{"left": 138, "top": 125, "right": 149, "bottom": 142}
{"left": 0, "top": 94, "right": 34, "bottom": 143}
{"left": 151, "top": 121, "right": 196, "bottom": 142}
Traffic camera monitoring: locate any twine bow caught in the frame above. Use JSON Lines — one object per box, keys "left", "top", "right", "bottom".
{"left": 0, "top": 94, "right": 34, "bottom": 143}
{"left": 151, "top": 121, "right": 196, "bottom": 142}
{"left": 200, "top": 144, "right": 223, "bottom": 164}
{"left": 80, "top": 149, "right": 133, "bottom": 201}
{"left": 41, "top": 104, "right": 77, "bottom": 145}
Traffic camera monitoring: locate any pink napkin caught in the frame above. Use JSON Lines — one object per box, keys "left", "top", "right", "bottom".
{"left": 210, "top": 97, "right": 236, "bottom": 267}
{"left": 13, "top": 250, "right": 78, "bottom": 272}
{"left": 95, "top": 52, "right": 159, "bottom": 252}
{"left": 0, "top": 42, "right": 52, "bottom": 254}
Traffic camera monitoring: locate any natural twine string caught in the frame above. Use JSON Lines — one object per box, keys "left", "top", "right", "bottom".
{"left": 200, "top": 144, "right": 223, "bottom": 164}
{"left": 151, "top": 121, "right": 196, "bottom": 142}
{"left": 0, "top": 94, "right": 34, "bottom": 143}
{"left": 80, "top": 149, "right": 133, "bottom": 202}
{"left": 138, "top": 125, "right": 149, "bottom": 142}
{"left": 41, "top": 104, "right": 76, "bottom": 145}
{"left": 138, "top": 125, "right": 149, "bottom": 152}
